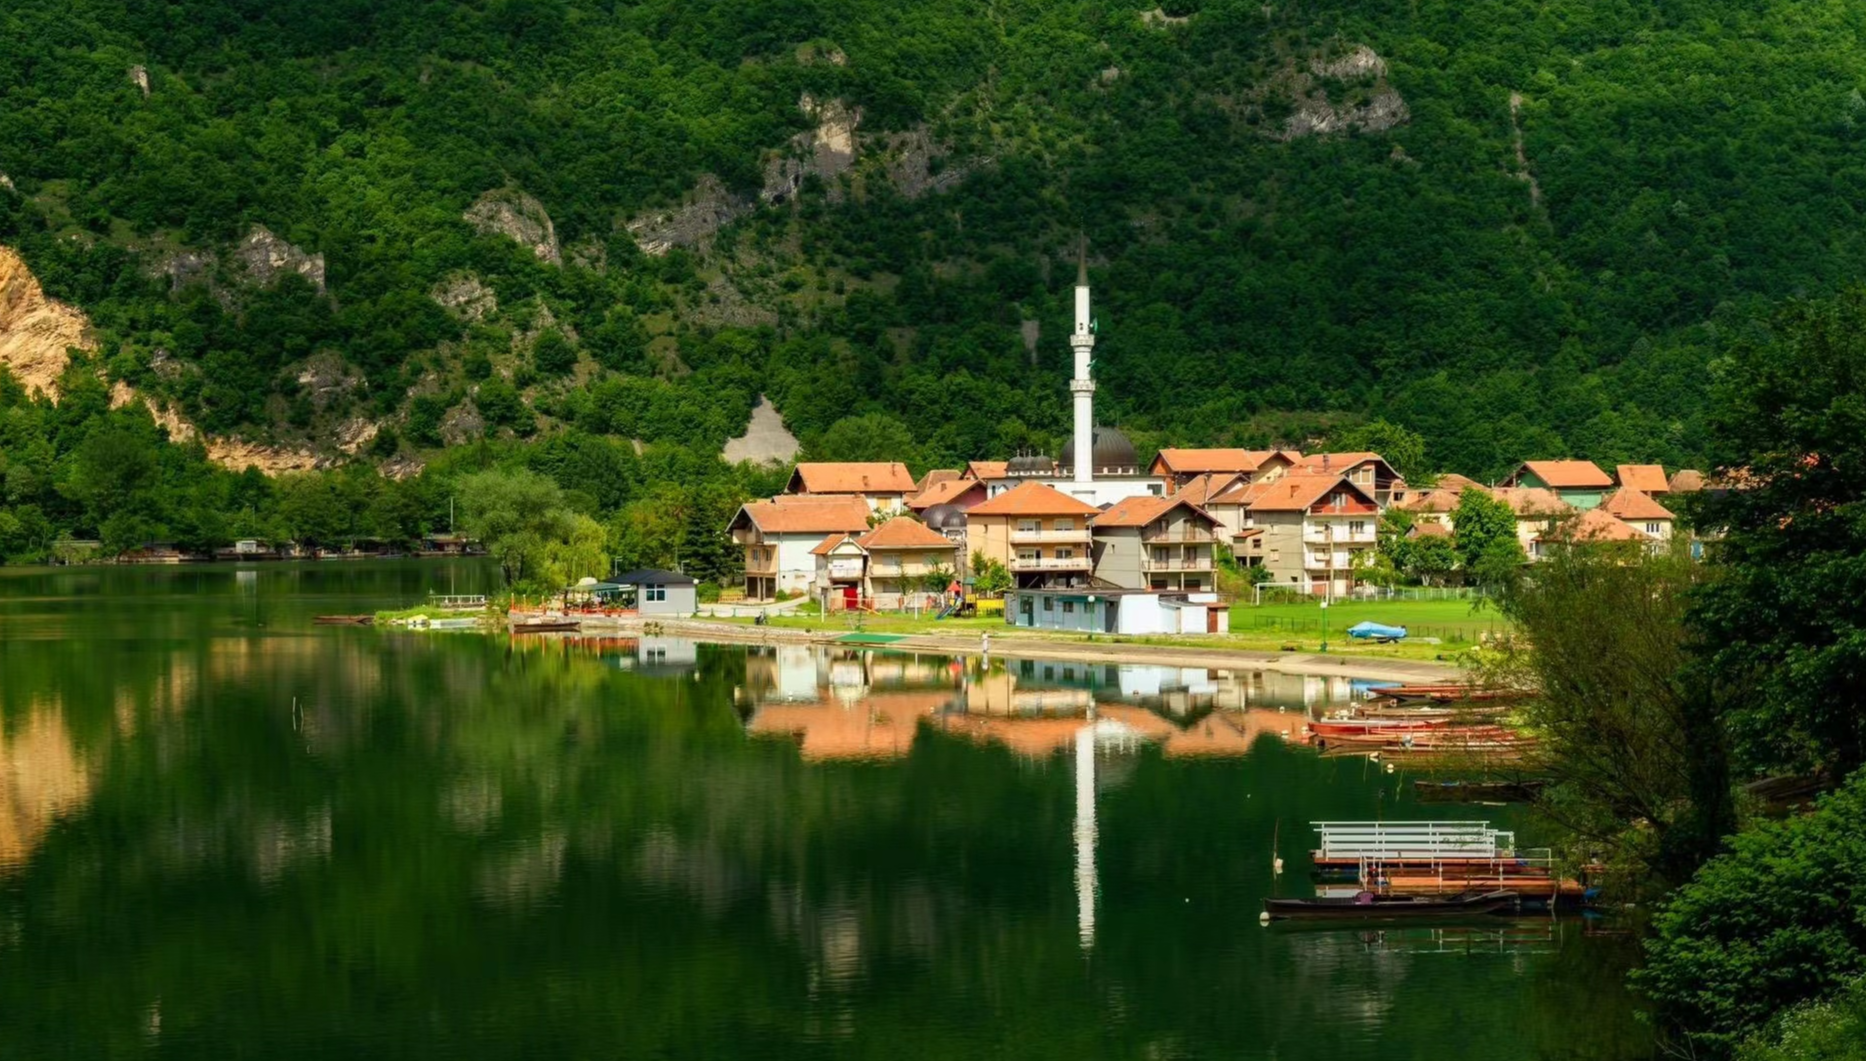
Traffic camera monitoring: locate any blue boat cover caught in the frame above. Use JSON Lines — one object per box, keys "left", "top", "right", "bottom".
{"left": 1347, "top": 621, "right": 1408, "bottom": 640}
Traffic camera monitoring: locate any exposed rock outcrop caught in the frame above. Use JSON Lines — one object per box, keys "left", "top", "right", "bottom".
{"left": 1311, "top": 45, "right": 1386, "bottom": 81}
{"left": 626, "top": 174, "right": 753, "bottom": 256}
{"left": 0, "top": 245, "right": 91, "bottom": 399}
{"left": 235, "top": 225, "right": 326, "bottom": 292}
{"left": 566, "top": 237, "right": 608, "bottom": 273}
{"left": 688, "top": 276, "right": 778, "bottom": 329}
{"left": 150, "top": 249, "right": 216, "bottom": 293}
{"left": 439, "top": 400, "right": 485, "bottom": 445}
{"left": 294, "top": 351, "right": 361, "bottom": 409}
{"left": 129, "top": 65, "right": 150, "bottom": 97}
{"left": 1140, "top": 8, "right": 1190, "bottom": 27}
{"left": 763, "top": 95, "right": 862, "bottom": 205}
{"left": 464, "top": 189, "right": 561, "bottom": 265}
{"left": 1284, "top": 88, "right": 1409, "bottom": 138}
{"left": 334, "top": 416, "right": 379, "bottom": 455}
{"left": 1508, "top": 91, "right": 1543, "bottom": 206}
{"left": 722, "top": 396, "right": 800, "bottom": 465}
{"left": 878, "top": 126, "right": 973, "bottom": 200}
{"left": 430, "top": 272, "right": 498, "bottom": 321}
{"left": 1236, "top": 43, "right": 1410, "bottom": 141}
{"left": 0, "top": 173, "right": 14, "bottom": 194}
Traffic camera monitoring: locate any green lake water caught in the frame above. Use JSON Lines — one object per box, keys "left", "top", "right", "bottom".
{"left": 0, "top": 562, "right": 1653, "bottom": 1059}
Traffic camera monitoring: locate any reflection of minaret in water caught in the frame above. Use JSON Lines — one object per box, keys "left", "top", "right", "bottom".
{"left": 1074, "top": 708, "right": 1099, "bottom": 950}
{"left": 1069, "top": 239, "right": 1097, "bottom": 487}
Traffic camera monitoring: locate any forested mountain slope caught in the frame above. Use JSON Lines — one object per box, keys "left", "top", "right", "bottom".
{"left": 3, "top": 0, "right": 1865, "bottom": 478}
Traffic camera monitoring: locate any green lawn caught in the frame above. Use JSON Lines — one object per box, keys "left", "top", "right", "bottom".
{"left": 1230, "top": 597, "right": 1507, "bottom": 645}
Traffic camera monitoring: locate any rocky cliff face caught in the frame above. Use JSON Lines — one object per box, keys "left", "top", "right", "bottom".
{"left": 464, "top": 189, "right": 561, "bottom": 265}
{"left": 0, "top": 245, "right": 90, "bottom": 400}
{"left": 235, "top": 225, "right": 326, "bottom": 292}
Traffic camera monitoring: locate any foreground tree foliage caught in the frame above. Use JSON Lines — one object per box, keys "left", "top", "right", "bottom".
{"left": 1739, "top": 977, "right": 1866, "bottom": 1061}
{"left": 1692, "top": 288, "right": 1866, "bottom": 778}
{"left": 1491, "top": 541, "right": 1734, "bottom": 889}
{"left": 1637, "top": 771, "right": 1866, "bottom": 1058}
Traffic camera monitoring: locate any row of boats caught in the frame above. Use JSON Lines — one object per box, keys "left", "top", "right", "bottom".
{"left": 1302, "top": 682, "right": 1537, "bottom": 760}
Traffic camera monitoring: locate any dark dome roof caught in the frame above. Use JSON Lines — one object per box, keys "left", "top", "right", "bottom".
{"left": 1056, "top": 426, "right": 1139, "bottom": 473}
{"left": 1006, "top": 454, "right": 1055, "bottom": 475}
{"left": 921, "top": 504, "right": 968, "bottom": 531}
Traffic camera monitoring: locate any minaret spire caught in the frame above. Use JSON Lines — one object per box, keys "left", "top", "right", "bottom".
{"left": 1069, "top": 237, "right": 1096, "bottom": 487}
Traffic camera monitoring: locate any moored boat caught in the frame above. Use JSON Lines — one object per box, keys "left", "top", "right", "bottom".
{"left": 512, "top": 619, "right": 581, "bottom": 633}
{"left": 1309, "top": 717, "right": 1453, "bottom": 738}
{"left": 314, "top": 615, "right": 375, "bottom": 626}
{"left": 1262, "top": 889, "right": 1519, "bottom": 920}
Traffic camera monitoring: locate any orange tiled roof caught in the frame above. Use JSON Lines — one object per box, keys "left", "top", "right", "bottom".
{"left": 964, "top": 481, "right": 1102, "bottom": 517}
{"left": 1091, "top": 495, "right": 1217, "bottom": 529}
{"left": 1435, "top": 473, "right": 1485, "bottom": 493}
{"left": 1489, "top": 487, "right": 1572, "bottom": 518}
{"left": 1397, "top": 488, "right": 1464, "bottom": 514}
{"left": 1600, "top": 487, "right": 1675, "bottom": 521}
{"left": 1542, "top": 508, "right": 1650, "bottom": 543}
{"left": 857, "top": 518, "right": 957, "bottom": 550}
{"left": 1246, "top": 474, "right": 1374, "bottom": 513}
{"left": 810, "top": 533, "right": 860, "bottom": 556}
{"left": 1208, "top": 478, "right": 1281, "bottom": 507}
{"left": 736, "top": 497, "right": 873, "bottom": 534}
{"left": 907, "top": 478, "right": 984, "bottom": 510}
{"left": 1513, "top": 460, "right": 1613, "bottom": 489}
{"left": 789, "top": 462, "right": 918, "bottom": 495}
{"left": 1151, "top": 448, "right": 1278, "bottom": 475}
{"left": 1175, "top": 472, "right": 1244, "bottom": 506}
{"left": 962, "top": 460, "right": 1010, "bottom": 481}
{"left": 1408, "top": 521, "right": 1452, "bottom": 538}
{"left": 1616, "top": 464, "right": 1670, "bottom": 494}
{"left": 916, "top": 468, "right": 960, "bottom": 494}
{"left": 1296, "top": 451, "right": 1384, "bottom": 473}
{"left": 1669, "top": 469, "right": 1706, "bottom": 493}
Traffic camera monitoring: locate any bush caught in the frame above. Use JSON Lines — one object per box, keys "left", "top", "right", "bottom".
{"left": 532, "top": 329, "right": 576, "bottom": 376}
{"left": 1638, "top": 770, "right": 1866, "bottom": 1057}
{"left": 1739, "top": 977, "right": 1866, "bottom": 1061}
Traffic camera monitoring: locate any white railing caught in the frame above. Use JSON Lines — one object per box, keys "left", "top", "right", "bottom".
{"left": 1010, "top": 557, "right": 1093, "bottom": 571}
{"left": 1010, "top": 529, "right": 1092, "bottom": 544}
{"left": 1142, "top": 558, "right": 1213, "bottom": 572}
{"left": 1312, "top": 821, "right": 1515, "bottom": 860}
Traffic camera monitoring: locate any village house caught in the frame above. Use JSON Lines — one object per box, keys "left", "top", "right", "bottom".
{"left": 1149, "top": 449, "right": 1297, "bottom": 494}
{"left": 1615, "top": 464, "right": 1671, "bottom": 496}
{"left": 907, "top": 476, "right": 988, "bottom": 514}
{"left": 728, "top": 496, "right": 873, "bottom": 600}
{"left": 1536, "top": 507, "right": 1655, "bottom": 554}
{"left": 1169, "top": 471, "right": 1248, "bottom": 507}
{"left": 1490, "top": 487, "right": 1574, "bottom": 560}
{"left": 783, "top": 462, "right": 919, "bottom": 513}
{"left": 1600, "top": 487, "right": 1676, "bottom": 542}
{"left": 810, "top": 517, "right": 960, "bottom": 611}
{"left": 1089, "top": 495, "right": 1220, "bottom": 592}
{"left": 1394, "top": 487, "right": 1465, "bottom": 529}
{"left": 1294, "top": 452, "right": 1406, "bottom": 507}
{"left": 963, "top": 481, "right": 1102, "bottom": 590}
{"left": 1502, "top": 460, "right": 1614, "bottom": 510}
{"left": 1245, "top": 474, "right": 1381, "bottom": 597}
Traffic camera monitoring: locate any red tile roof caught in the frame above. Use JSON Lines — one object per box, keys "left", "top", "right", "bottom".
{"left": 1396, "top": 488, "right": 1464, "bottom": 515}
{"left": 1489, "top": 487, "right": 1572, "bottom": 518}
{"left": 1151, "top": 448, "right": 1279, "bottom": 475}
{"left": 1615, "top": 464, "right": 1670, "bottom": 494}
{"left": 788, "top": 462, "right": 918, "bottom": 495}
{"left": 964, "top": 481, "right": 1102, "bottom": 517}
{"left": 1174, "top": 472, "right": 1244, "bottom": 506}
{"left": 1246, "top": 474, "right": 1377, "bottom": 513}
{"left": 1600, "top": 488, "right": 1675, "bottom": 521}
{"left": 1408, "top": 521, "right": 1452, "bottom": 538}
{"left": 907, "top": 478, "right": 985, "bottom": 511}
{"left": 1295, "top": 451, "right": 1385, "bottom": 474}
{"left": 810, "top": 533, "right": 859, "bottom": 556}
{"left": 1434, "top": 473, "right": 1485, "bottom": 493}
{"left": 915, "top": 468, "right": 960, "bottom": 494}
{"left": 1090, "top": 495, "right": 1217, "bottom": 529}
{"left": 735, "top": 497, "right": 873, "bottom": 535}
{"left": 962, "top": 460, "right": 1009, "bottom": 481}
{"left": 1512, "top": 460, "right": 1613, "bottom": 489}
{"left": 1542, "top": 508, "right": 1650, "bottom": 543}
{"left": 856, "top": 518, "right": 957, "bottom": 550}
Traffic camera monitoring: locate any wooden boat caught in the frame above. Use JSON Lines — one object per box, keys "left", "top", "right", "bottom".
{"left": 1314, "top": 726, "right": 1518, "bottom": 748}
{"left": 314, "top": 615, "right": 375, "bottom": 626}
{"left": 1262, "top": 890, "right": 1519, "bottom": 920}
{"left": 512, "top": 619, "right": 581, "bottom": 634}
{"left": 1414, "top": 779, "right": 1547, "bottom": 804}
{"left": 1309, "top": 717, "right": 1453, "bottom": 738}
{"left": 1378, "top": 683, "right": 1530, "bottom": 704}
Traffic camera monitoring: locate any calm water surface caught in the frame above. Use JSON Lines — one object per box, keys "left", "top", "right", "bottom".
{"left": 0, "top": 563, "right": 1653, "bottom": 1059}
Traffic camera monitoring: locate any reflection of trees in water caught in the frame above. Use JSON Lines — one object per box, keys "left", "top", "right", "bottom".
{"left": 0, "top": 632, "right": 1652, "bottom": 1059}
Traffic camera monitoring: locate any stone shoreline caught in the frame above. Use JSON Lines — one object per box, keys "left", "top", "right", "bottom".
{"left": 558, "top": 615, "right": 1464, "bottom": 684}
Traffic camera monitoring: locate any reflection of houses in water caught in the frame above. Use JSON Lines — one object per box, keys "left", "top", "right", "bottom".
{"left": 0, "top": 706, "right": 94, "bottom": 872}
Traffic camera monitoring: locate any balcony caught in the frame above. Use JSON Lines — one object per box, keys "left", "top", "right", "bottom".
{"left": 1303, "top": 529, "right": 1375, "bottom": 545}
{"left": 1143, "top": 556, "right": 1214, "bottom": 573}
{"left": 1010, "top": 556, "right": 1093, "bottom": 573}
{"left": 744, "top": 557, "right": 778, "bottom": 576}
{"left": 1141, "top": 527, "right": 1216, "bottom": 544}
{"left": 1010, "top": 529, "right": 1092, "bottom": 545}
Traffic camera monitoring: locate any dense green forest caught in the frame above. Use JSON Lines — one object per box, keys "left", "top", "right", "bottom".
{"left": 5, "top": 0, "right": 1866, "bottom": 496}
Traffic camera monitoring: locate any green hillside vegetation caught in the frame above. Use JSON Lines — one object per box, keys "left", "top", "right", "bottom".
{"left": 3, "top": 0, "right": 1866, "bottom": 483}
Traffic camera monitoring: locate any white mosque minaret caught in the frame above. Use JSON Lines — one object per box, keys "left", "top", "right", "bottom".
{"left": 1070, "top": 240, "right": 1097, "bottom": 488}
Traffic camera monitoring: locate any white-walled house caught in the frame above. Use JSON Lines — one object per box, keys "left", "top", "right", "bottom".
{"left": 728, "top": 497, "right": 873, "bottom": 599}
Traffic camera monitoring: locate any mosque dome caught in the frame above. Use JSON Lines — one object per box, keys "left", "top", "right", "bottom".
{"left": 922, "top": 504, "right": 968, "bottom": 532}
{"left": 1056, "top": 426, "right": 1139, "bottom": 475}
{"left": 1006, "top": 454, "right": 1056, "bottom": 476}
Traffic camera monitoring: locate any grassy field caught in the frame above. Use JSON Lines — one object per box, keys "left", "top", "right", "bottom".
{"left": 1229, "top": 597, "right": 1507, "bottom": 645}
{"left": 711, "top": 596, "right": 1502, "bottom": 663}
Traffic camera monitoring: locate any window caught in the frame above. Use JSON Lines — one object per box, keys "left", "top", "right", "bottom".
{"left": 1053, "top": 519, "right": 1073, "bottom": 532}
{"left": 646, "top": 586, "right": 667, "bottom": 603}
{"left": 1349, "top": 520, "right": 1366, "bottom": 536}
{"left": 1043, "top": 596, "right": 1054, "bottom": 612}
{"left": 1017, "top": 519, "right": 1041, "bottom": 534}
{"left": 1017, "top": 549, "right": 1039, "bottom": 562}
{"left": 1062, "top": 601, "right": 1076, "bottom": 614}
{"left": 1055, "top": 548, "right": 1074, "bottom": 560}
{"left": 1646, "top": 522, "right": 1661, "bottom": 535}
{"left": 1269, "top": 549, "right": 1280, "bottom": 563}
